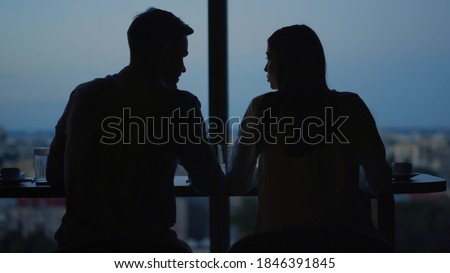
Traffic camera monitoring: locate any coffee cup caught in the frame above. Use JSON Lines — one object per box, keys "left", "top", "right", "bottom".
{"left": 391, "top": 162, "right": 412, "bottom": 176}
{"left": 0, "top": 167, "right": 21, "bottom": 180}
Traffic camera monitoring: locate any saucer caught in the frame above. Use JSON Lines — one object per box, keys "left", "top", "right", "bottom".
{"left": 392, "top": 173, "right": 419, "bottom": 181}
{"left": 0, "top": 173, "right": 33, "bottom": 185}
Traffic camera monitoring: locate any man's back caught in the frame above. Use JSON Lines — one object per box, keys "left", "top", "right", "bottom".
{"left": 49, "top": 67, "right": 222, "bottom": 247}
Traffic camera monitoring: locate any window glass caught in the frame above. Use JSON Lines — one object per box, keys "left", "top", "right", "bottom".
{"left": 229, "top": 0, "right": 450, "bottom": 252}
{"left": 0, "top": 0, "right": 209, "bottom": 252}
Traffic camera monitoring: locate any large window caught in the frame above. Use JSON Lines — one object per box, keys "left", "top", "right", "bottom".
{"left": 1, "top": 0, "right": 450, "bottom": 252}
{"left": 228, "top": 0, "right": 450, "bottom": 128}
{"left": 0, "top": 0, "right": 209, "bottom": 131}
{"left": 228, "top": 0, "right": 450, "bottom": 252}
{"left": 0, "top": 0, "right": 210, "bottom": 252}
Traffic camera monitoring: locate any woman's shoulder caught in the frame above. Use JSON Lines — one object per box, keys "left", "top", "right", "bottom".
{"left": 247, "top": 91, "right": 281, "bottom": 111}
{"left": 246, "top": 91, "right": 281, "bottom": 116}
{"left": 330, "top": 90, "right": 366, "bottom": 106}
{"left": 251, "top": 91, "right": 279, "bottom": 103}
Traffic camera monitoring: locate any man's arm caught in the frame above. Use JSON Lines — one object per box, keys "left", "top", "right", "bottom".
{"left": 177, "top": 97, "right": 225, "bottom": 195}
{"left": 46, "top": 95, "right": 74, "bottom": 190}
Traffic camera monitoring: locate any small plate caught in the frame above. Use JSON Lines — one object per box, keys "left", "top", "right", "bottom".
{"left": 0, "top": 174, "right": 33, "bottom": 185}
{"left": 392, "top": 173, "right": 419, "bottom": 181}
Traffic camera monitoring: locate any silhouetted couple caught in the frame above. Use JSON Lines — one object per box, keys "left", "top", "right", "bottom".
{"left": 47, "top": 7, "right": 393, "bottom": 253}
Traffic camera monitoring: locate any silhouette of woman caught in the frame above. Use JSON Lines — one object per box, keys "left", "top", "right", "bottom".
{"left": 227, "top": 25, "right": 393, "bottom": 252}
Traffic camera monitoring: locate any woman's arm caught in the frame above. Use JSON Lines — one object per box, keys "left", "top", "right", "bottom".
{"left": 226, "top": 99, "right": 261, "bottom": 195}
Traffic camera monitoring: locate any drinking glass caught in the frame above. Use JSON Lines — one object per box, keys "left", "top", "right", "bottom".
{"left": 34, "top": 147, "right": 50, "bottom": 182}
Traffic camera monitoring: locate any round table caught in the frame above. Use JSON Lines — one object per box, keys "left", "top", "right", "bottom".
{"left": 391, "top": 173, "right": 447, "bottom": 194}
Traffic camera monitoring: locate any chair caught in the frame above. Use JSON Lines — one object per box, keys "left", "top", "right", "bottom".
{"left": 55, "top": 238, "right": 192, "bottom": 253}
{"left": 228, "top": 227, "right": 394, "bottom": 253}
{"left": 359, "top": 191, "right": 396, "bottom": 247}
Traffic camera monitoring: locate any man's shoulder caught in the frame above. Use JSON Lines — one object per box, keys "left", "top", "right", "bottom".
{"left": 69, "top": 74, "right": 201, "bottom": 109}
{"left": 70, "top": 76, "right": 112, "bottom": 100}
{"left": 331, "top": 90, "right": 362, "bottom": 99}
{"left": 173, "top": 89, "right": 201, "bottom": 108}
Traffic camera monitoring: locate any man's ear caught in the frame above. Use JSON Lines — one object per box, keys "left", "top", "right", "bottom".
{"left": 161, "top": 42, "right": 173, "bottom": 63}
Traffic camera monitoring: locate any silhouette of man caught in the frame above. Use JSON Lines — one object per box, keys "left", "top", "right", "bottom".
{"left": 47, "top": 8, "right": 224, "bottom": 252}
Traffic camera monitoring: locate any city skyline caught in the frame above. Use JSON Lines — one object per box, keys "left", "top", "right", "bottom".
{"left": 1, "top": 0, "right": 450, "bottom": 131}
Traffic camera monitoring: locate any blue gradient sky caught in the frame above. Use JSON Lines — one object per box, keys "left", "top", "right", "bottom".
{"left": 1, "top": 0, "right": 449, "bottom": 131}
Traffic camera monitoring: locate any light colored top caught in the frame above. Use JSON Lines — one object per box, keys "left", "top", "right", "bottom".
{"left": 227, "top": 90, "right": 392, "bottom": 234}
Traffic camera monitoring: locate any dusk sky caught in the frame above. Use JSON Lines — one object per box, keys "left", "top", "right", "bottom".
{"left": 1, "top": 0, "right": 449, "bottom": 131}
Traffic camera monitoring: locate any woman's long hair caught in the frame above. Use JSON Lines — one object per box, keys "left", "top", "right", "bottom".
{"left": 268, "top": 25, "right": 328, "bottom": 92}
{"left": 264, "top": 25, "right": 335, "bottom": 156}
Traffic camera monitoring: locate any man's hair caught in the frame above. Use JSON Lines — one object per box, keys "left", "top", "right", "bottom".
{"left": 127, "top": 7, "right": 193, "bottom": 66}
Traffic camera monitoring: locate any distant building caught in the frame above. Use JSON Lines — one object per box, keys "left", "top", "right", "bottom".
{"left": 381, "top": 129, "right": 450, "bottom": 191}
{"left": 0, "top": 127, "right": 6, "bottom": 168}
